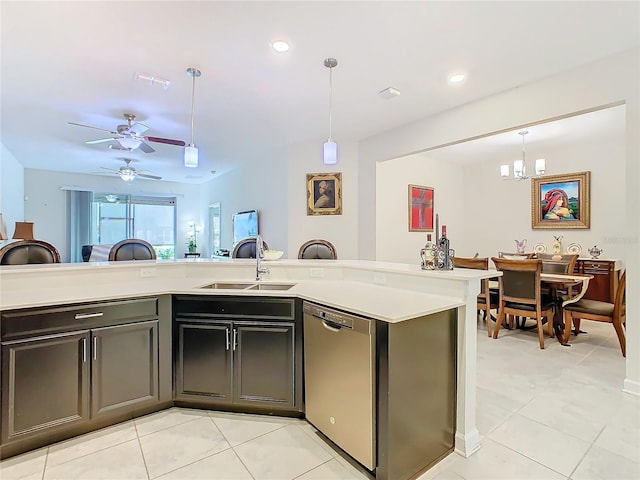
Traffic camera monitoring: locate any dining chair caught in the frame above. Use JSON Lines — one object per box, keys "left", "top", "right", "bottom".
{"left": 451, "top": 256, "right": 499, "bottom": 336}
{"left": 563, "top": 270, "right": 626, "bottom": 356}
{"left": 298, "top": 239, "right": 338, "bottom": 259}
{"left": 491, "top": 257, "right": 556, "bottom": 349}
{"left": 232, "top": 237, "right": 269, "bottom": 258}
{"left": 536, "top": 253, "right": 579, "bottom": 274}
{"left": 0, "top": 239, "right": 61, "bottom": 265}
{"left": 108, "top": 239, "right": 157, "bottom": 261}
{"left": 497, "top": 252, "right": 535, "bottom": 259}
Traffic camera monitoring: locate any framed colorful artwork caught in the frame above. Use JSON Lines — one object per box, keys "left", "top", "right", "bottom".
{"left": 306, "top": 172, "right": 342, "bottom": 216}
{"left": 408, "top": 184, "right": 434, "bottom": 232}
{"left": 531, "top": 171, "right": 590, "bottom": 229}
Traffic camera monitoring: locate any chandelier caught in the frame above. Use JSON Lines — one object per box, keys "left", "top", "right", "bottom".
{"left": 500, "top": 130, "right": 545, "bottom": 180}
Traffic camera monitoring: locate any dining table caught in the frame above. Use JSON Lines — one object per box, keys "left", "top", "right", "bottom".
{"left": 540, "top": 272, "right": 593, "bottom": 345}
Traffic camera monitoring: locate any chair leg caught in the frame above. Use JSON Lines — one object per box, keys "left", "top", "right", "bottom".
{"left": 612, "top": 320, "right": 626, "bottom": 357}
{"left": 536, "top": 316, "right": 545, "bottom": 349}
{"left": 562, "top": 311, "right": 573, "bottom": 344}
{"left": 547, "top": 312, "right": 555, "bottom": 338}
{"left": 493, "top": 308, "right": 505, "bottom": 339}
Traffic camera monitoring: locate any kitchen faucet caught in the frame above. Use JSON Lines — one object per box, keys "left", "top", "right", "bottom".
{"left": 255, "top": 235, "right": 269, "bottom": 281}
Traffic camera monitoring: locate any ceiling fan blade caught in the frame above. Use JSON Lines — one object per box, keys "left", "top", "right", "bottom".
{"left": 138, "top": 140, "right": 155, "bottom": 153}
{"left": 68, "top": 122, "right": 118, "bottom": 135}
{"left": 145, "top": 136, "right": 186, "bottom": 147}
{"left": 108, "top": 144, "right": 131, "bottom": 151}
{"left": 137, "top": 173, "right": 162, "bottom": 180}
{"left": 86, "top": 137, "right": 117, "bottom": 144}
{"left": 99, "top": 167, "right": 120, "bottom": 173}
{"left": 129, "top": 122, "right": 149, "bottom": 136}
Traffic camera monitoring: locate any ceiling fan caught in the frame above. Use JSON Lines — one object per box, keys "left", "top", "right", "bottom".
{"left": 100, "top": 158, "right": 162, "bottom": 182}
{"left": 69, "top": 113, "right": 185, "bottom": 153}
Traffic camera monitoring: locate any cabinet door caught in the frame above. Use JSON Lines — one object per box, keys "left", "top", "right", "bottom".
{"left": 91, "top": 320, "right": 159, "bottom": 417}
{"left": 234, "top": 322, "right": 295, "bottom": 408}
{"left": 175, "top": 322, "right": 232, "bottom": 402}
{"left": 578, "top": 260, "right": 615, "bottom": 302}
{"left": 1, "top": 330, "right": 90, "bottom": 442}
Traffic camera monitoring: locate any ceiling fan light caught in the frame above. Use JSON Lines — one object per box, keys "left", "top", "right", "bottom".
{"left": 119, "top": 171, "right": 136, "bottom": 182}
{"left": 184, "top": 144, "right": 198, "bottom": 168}
{"left": 323, "top": 141, "right": 337, "bottom": 165}
{"left": 118, "top": 137, "right": 142, "bottom": 150}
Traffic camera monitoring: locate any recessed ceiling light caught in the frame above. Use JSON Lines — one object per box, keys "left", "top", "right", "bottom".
{"left": 378, "top": 87, "right": 401, "bottom": 99}
{"left": 271, "top": 40, "right": 290, "bottom": 53}
{"left": 448, "top": 73, "right": 466, "bottom": 85}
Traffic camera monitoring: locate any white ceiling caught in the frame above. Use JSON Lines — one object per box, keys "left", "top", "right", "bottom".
{"left": 1, "top": 1, "right": 638, "bottom": 184}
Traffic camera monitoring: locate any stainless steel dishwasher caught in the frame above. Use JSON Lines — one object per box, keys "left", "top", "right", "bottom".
{"left": 303, "top": 302, "right": 376, "bottom": 471}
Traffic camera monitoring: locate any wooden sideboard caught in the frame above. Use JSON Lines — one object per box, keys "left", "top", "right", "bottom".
{"left": 574, "top": 259, "right": 620, "bottom": 303}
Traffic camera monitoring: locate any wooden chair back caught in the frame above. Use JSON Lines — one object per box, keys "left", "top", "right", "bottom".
{"left": 536, "top": 253, "right": 578, "bottom": 273}
{"left": 0, "top": 239, "right": 61, "bottom": 265}
{"left": 232, "top": 237, "right": 269, "bottom": 258}
{"left": 298, "top": 239, "right": 338, "bottom": 259}
{"left": 108, "top": 239, "right": 156, "bottom": 261}
{"left": 491, "top": 257, "right": 554, "bottom": 348}
{"left": 563, "top": 270, "right": 626, "bottom": 356}
{"left": 498, "top": 252, "right": 535, "bottom": 259}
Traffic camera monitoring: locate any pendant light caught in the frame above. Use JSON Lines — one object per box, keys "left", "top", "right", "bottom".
{"left": 184, "top": 67, "right": 201, "bottom": 168}
{"left": 323, "top": 58, "right": 338, "bottom": 165}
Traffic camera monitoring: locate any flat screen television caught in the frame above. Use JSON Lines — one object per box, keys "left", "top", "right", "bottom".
{"left": 233, "top": 209, "right": 259, "bottom": 244}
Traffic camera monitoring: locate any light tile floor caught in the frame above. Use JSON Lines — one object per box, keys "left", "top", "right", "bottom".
{"left": 1, "top": 321, "right": 638, "bottom": 480}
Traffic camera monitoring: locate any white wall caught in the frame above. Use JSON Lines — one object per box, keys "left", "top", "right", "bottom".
{"left": 376, "top": 154, "right": 465, "bottom": 264}
{"left": 457, "top": 134, "right": 626, "bottom": 259}
{"left": 23, "top": 169, "right": 201, "bottom": 262}
{"left": 0, "top": 143, "right": 25, "bottom": 238}
{"left": 360, "top": 48, "right": 639, "bottom": 394}
{"left": 201, "top": 146, "right": 289, "bottom": 256}
{"left": 286, "top": 139, "right": 359, "bottom": 260}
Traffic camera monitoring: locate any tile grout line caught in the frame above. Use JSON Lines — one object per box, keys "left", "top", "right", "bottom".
{"left": 567, "top": 425, "right": 606, "bottom": 479}
{"left": 134, "top": 418, "right": 152, "bottom": 480}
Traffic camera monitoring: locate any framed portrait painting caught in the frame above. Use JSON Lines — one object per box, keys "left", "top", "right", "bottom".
{"left": 307, "top": 172, "right": 342, "bottom": 216}
{"left": 531, "top": 171, "right": 590, "bottom": 229}
{"left": 408, "top": 184, "right": 434, "bottom": 232}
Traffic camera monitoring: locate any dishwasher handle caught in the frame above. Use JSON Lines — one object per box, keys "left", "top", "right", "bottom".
{"left": 322, "top": 319, "right": 343, "bottom": 332}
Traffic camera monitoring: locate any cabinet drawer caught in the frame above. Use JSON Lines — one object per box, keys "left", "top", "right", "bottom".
{"left": 1, "top": 297, "right": 158, "bottom": 340}
{"left": 173, "top": 296, "right": 295, "bottom": 320}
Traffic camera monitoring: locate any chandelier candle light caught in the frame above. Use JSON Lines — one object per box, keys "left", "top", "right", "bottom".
{"left": 500, "top": 130, "right": 545, "bottom": 180}
{"left": 323, "top": 58, "right": 338, "bottom": 165}
{"left": 184, "top": 67, "right": 201, "bottom": 168}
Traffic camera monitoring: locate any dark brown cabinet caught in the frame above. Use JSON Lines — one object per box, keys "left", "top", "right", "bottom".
{"left": 1, "top": 297, "right": 163, "bottom": 458}
{"left": 173, "top": 296, "right": 302, "bottom": 414}
{"left": 91, "top": 320, "right": 159, "bottom": 418}
{"left": 575, "top": 259, "right": 619, "bottom": 303}
{"left": 1, "top": 330, "right": 90, "bottom": 443}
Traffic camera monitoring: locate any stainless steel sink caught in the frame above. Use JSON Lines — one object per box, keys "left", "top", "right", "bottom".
{"left": 246, "top": 283, "right": 296, "bottom": 291}
{"left": 200, "top": 282, "right": 256, "bottom": 290}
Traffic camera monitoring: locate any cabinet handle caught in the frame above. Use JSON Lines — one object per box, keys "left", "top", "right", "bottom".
{"left": 75, "top": 312, "right": 104, "bottom": 320}
{"left": 233, "top": 329, "right": 237, "bottom": 351}
{"left": 93, "top": 336, "right": 97, "bottom": 361}
{"left": 225, "top": 328, "right": 230, "bottom": 351}
{"left": 82, "top": 338, "right": 87, "bottom": 363}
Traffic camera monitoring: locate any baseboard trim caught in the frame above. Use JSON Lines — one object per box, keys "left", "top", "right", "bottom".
{"left": 623, "top": 378, "right": 640, "bottom": 396}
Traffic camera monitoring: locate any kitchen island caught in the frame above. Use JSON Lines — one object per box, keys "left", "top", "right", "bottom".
{"left": 0, "top": 258, "right": 495, "bottom": 475}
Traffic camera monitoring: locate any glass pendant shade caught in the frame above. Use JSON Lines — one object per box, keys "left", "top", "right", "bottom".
{"left": 323, "top": 141, "right": 337, "bottom": 165}
{"left": 535, "top": 158, "right": 546, "bottom": 175}
{"left": 500, "top": 164, "right": 509, "bottom": 177}
{"left": 184, "top": 144, "right": 198, "bottom": 168}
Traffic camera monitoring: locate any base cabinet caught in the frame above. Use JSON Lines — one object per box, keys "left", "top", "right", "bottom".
{"left": 173, "top": 296, "right": 302, "bottom": 414}
{"left": 1, "top": 297, "right": 165, "bottom": 458}
{"left": 91, "top": 321, "right": 159, "bottom": 418}
{"left": 1, "top": 330, "right": 90, "bottom": 442}
{"left": 575, "top": 259, "right": 618, "bottom": 302}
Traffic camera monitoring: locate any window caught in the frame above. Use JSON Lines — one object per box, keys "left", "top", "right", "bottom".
{"left": 68, "top": 191, "right": 176, "bottom": 261}
{"left": 209, "top": 202, "right": 221, "bottom": 256}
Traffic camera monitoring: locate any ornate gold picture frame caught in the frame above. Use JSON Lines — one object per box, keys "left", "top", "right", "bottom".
{"left": 531, "top": 171, "right": 590, "bottom": 229}
{"left": 307, "top": 172, "right": 342, "bottom": 216}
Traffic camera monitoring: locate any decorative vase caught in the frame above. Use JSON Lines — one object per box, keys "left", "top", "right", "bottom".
{"left": 514, "top": 239, "right": 527, "bottom": 254}
{"left": 552, "top": 235, "right": 563, "bottom": 255}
